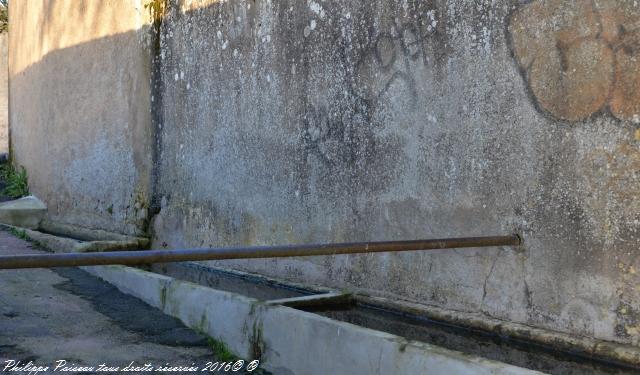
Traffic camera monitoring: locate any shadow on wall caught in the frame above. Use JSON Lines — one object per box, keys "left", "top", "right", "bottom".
{"left": 9, "top": 0, "right": 154, "bottom": 236}
{"left": 10, "top": 0, "right": 147, "bottom": 75}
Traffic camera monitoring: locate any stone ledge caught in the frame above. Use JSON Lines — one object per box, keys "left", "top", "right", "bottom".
{"left": 358, "top": 294, "right": 640, "bottom": 368}
{"left": 1, "top": 221, "right": 148, "bottom": 253}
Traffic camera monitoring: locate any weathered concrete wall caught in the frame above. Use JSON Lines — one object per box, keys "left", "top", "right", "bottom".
{"left": 8, "top": 0, "right": 153, "bottom": 235}
{"left": 0, "top": 32, "right": 8, "bottom": 154}
{"left": 8, "top": 0, "right": 640, "bottom": 348}
{"left": 150, "top": 0, "right": 640, "bottom": 347}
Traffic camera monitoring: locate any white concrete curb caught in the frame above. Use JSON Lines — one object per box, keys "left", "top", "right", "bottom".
{"left": 84, "top": 265, "right": 543, "bottom": 375}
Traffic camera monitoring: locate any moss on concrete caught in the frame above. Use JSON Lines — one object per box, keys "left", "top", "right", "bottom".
{"left": 8, "top": 227, "right": 28, "bottom": 240}
{"left": 206, "top": 337, "right": 238, "bottom": 363}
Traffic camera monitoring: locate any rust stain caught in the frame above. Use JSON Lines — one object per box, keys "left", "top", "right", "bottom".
{"left": 508, "top": 0, "right": 640, "bottom": 122}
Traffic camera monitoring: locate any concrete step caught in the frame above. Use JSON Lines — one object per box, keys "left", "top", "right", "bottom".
{"left": 0, "top": 195, "right": 46, "bottom": 228}
{"left": 2, "top": 219, "right": 148, "bottom": 253}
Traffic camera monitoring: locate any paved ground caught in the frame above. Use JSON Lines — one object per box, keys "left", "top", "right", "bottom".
{"left": 0, "top": 229, "right": 259, "bottom": 374}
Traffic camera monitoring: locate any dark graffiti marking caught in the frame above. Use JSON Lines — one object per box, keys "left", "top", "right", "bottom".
{"left": 298, "top": 3, "right": 440, "bottom": 193}
{"left": 355, "top": 7, "right": 439, "bottom": 109}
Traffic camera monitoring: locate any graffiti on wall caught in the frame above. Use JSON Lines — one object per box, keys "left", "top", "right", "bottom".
{"left": 508, "top": 0, "right": 640, "bottom": 122}
{"left": 299, "top": 3, "right": 441, "bottom": 192}
{"left": 354, "top": 6, "right": 439, "bottom": 110}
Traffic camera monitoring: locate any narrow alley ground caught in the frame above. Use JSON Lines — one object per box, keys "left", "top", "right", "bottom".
{"left": 0, "top": 229, "right": 255, "bottom": 374}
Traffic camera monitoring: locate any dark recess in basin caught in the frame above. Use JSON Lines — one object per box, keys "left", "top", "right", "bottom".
{"left": 301, "top": 302, "right": 640, "bottom": 375}
{"left": 149, "top": 261, "right": 318, "bottom": 301}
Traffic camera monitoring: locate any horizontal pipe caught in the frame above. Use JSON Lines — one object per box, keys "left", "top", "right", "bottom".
{"left": 0, "top": 235, "right": 521, "bottom": 270}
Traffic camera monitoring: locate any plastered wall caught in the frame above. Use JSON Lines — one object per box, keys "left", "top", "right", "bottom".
{"left": 10, "top": 0, "right": 640, "bottom": 346}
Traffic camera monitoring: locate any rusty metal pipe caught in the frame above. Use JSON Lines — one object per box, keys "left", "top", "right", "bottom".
{"left": 0, "top": 235, "right": 521, "bottom": 270}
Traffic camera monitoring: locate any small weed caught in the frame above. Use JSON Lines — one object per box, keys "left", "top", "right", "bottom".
{"left": 1, "top": 164, "right": 29, "bottom": 199}
{"left": 107, "top": 204, "right": 114, "bottom": 215}
{"left": 9, "top": 227, "right": 29, "bottom": 241}
{"left": 207, "top": 337, "right": 237, "bottom": 362}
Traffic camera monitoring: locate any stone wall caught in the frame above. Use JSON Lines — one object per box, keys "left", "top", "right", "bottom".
{"left": 9, "top": 0, "right": 640, "bottom": 346}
